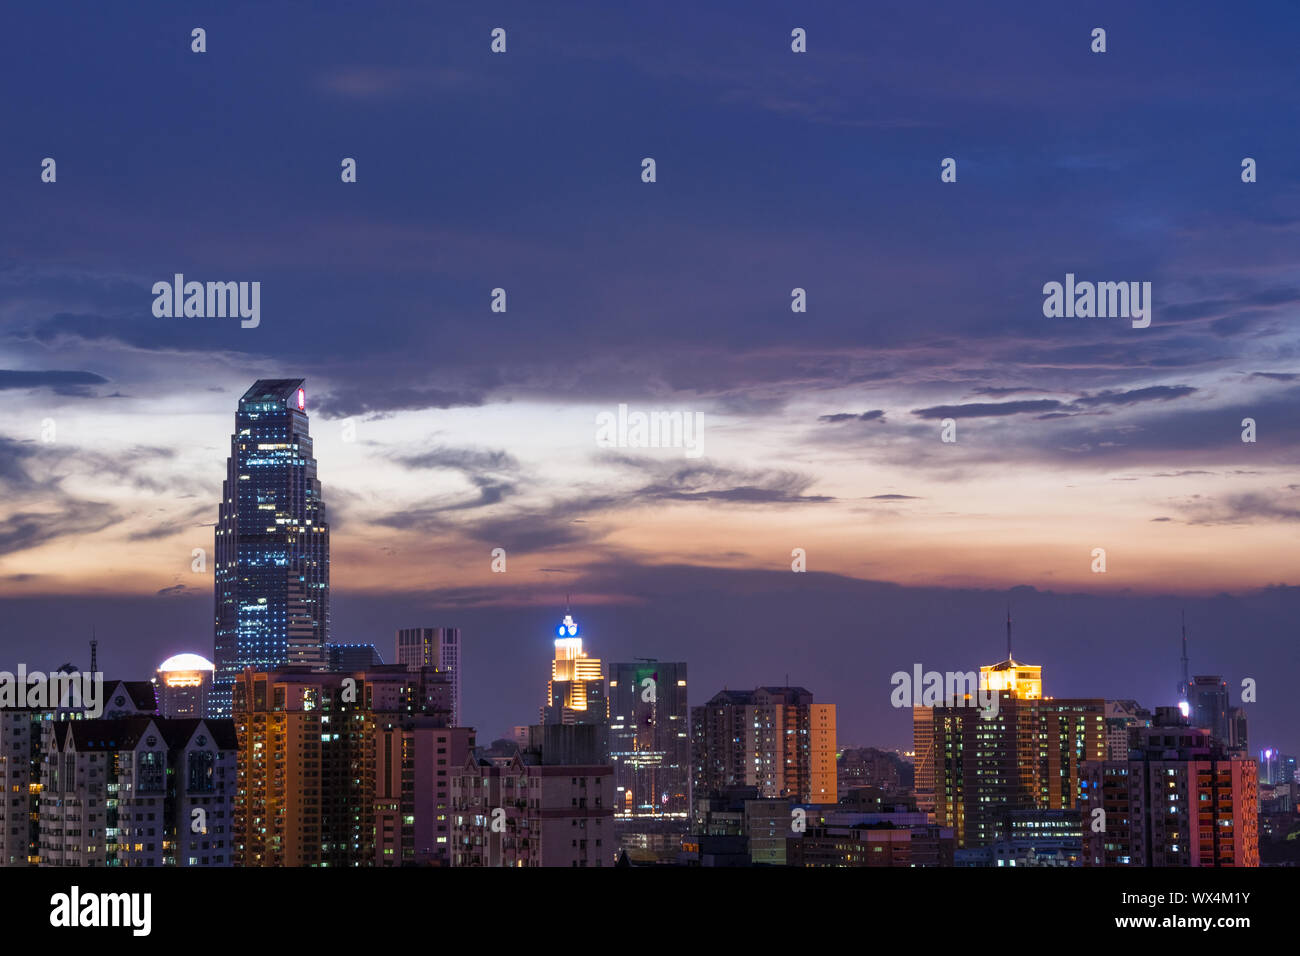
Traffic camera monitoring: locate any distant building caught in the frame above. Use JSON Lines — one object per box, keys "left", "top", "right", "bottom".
{"left": 155, "top": 653, "right": 214, "bottom": 718}
{"left": 838, "top": 747, "right": 904, "bottom": 795}
{"left": 40, "top": 716, "right": 236, "bottom": 866}
{"left": 687, "top": 786, "right": 792, "bottom": 866}
{"left": 327, "top": 643, "right": 383, "bottom": 672}
{"left": 1080, "top": 707, "right": 1259, "bottom": 867}
{"left": 1187, "top": 675, "right": 1230, "bottom": 747}
{"left": 692, "top": 687, "right": 837, "bottom": 805}
{"left": 395, "top": 628, "right": 461, "bottom": 725}
{"left": 788, "top": 820, "right": 955, "bottom": 868}
{"left": 542, "top": 613, "right": 606, "bottom": 729}
{"left": 1104, "top": 700, "right": 1152, "bottom": 760}
{"left": 608, "top": 661, "right": 688, "bottom": 819}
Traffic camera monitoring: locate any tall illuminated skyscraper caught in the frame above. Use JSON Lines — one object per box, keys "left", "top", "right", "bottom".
{"left": 608, "top": 661, "right": 689, "bottom": 818}
{"left": 542, "top": 613, "right": 606, "bottom": 726}
{"left": 212, "top": 379, "right": 330, "bottom": 716}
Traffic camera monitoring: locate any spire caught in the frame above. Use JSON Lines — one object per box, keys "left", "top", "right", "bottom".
{"left": 1006, "top": 603, "right": 1012, "bottom": 662}
{"left": 1179, "top": 609, "right": 1189, "bottom": 700}
{"left": 90, "top": 627, "right": 97, "bottom": 674}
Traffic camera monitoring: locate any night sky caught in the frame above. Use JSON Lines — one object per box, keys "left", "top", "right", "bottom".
{"left": 1, "top": 2, "right": 1297, "bottom": 752}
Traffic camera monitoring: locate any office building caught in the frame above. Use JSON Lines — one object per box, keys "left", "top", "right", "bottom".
{"left": 213, "top": 379, "right": 331, "bottom": 717}
{"left": 608, "top": 660, "right": 689, "bottom": 819}
{"left": 327, "top": 643, "right": 383, "bottom": 672}
{"left": 542, "top": 613, "right": 606, "bottom": 729}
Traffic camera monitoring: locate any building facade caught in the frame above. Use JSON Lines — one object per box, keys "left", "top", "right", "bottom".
{"left": 691, "top": 687, "right": 837, "bottom": 805}
{"left": 39, "top": 717, "right": 236, "bottom": 867}
{"left": 1080, "top": 708, "right": 1259, "bottom": 867}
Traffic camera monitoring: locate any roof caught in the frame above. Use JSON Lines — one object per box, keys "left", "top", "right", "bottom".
{"left": 158, "top": 653, "right": 215, "bottom": 672}
{"left": 240, "top": 379, "right": 304, "bottom": 403}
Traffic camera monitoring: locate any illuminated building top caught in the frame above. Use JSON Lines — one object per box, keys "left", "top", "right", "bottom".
{"left": 980, "top": 657, "right": 1043, "bottom": 699}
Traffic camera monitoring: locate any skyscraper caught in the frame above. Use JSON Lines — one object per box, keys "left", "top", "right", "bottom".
{"left": 1187, "top": 675, "right": 1230, "bottom": 747}
{"left": 691, "top": 687, "right": 838, "bottom": 804}
{"left": 608, "top": 661, "right": 689, "bottom": 818}
{"left": 396, "top": 627, "right": 461, "bottom": 725}
{"left": 930, "top": 650, "right": 1104, "bottom": 848}
{"left": 1081, "top": 707, "right": 1259, "bottom": 867}
{"left": 542, "top": 613, "right": 606, "bottom": 727}
{"left": 212, "top": 380, "right": 330, "bottom": 716}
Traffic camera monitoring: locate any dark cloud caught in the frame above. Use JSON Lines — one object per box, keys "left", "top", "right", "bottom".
{"left": 314, "top": 386, "right": 485, "bottom": 419}
{"left": 819, "top": 410, "right": 886, "bottom": 423}
{"left": 0, "top": 370, "right": 109, "bottom": 393}
{"left": 1072, "top": 385, "right": 1197, "bottom": 407}
{"left": 0, "top": 499, "right": 119, "bottom": 556}
{"left": 911, "top": 400, "right": 1064, "bottom": 419}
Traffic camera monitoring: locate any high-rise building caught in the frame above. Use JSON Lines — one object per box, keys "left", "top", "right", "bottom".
{"left": 1187, "top": 675, "right": 1230, "bottom": 747}
{"left": 912, "top": 706, "right": 935, "bottom": 814}
{"left": 39, "top": 716, "right": 236, "bottom": 866}
{"left": 691, "top": 687, "right": 837, "bottom": 805}
{"left": 1080, "top": 707, "right": 1259, "bottom": 867}
{"left": 396, "top": 628, "right": 461, "bottom": 725}
{"left": 542, "top": 614, "right": 606, "bottom": 728}
{"left": 155, "top": 653, "right": 214, "bottom": 718}
{"left": 373, "top": 720, "right": 475, "bottom": 866}
{"left": 213, "top": 379, "right": 330, "bottom": 716}
{"left": 231, "top": 665, "right": 456, "bottom": 867}
{"left": 608, "top": 661, "right": 689, "bottom": 819}
{"left": 930, "top": 651, "right": 1104, "bottom": 848}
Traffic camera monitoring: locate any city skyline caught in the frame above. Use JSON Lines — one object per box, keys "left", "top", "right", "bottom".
{"left": 2, "top": 3, "right": 1298, "bottom": 761}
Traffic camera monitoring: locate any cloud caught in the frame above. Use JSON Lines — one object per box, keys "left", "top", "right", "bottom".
{"left": 0, "top": 499, "right": 119, "bottom": 556}
{"left": 1072, "top": 385, "right": 1197, "bottom": 407}
{"left": 0, "top": 369, "right": 109, "bottom": 393}
{"left": 313, "top": 386, "right": 485, "bottom": 419}
{"left": 819, "top": 410, "right": 886, "bottom": 423}
{"left": 911, "top": 400, "right": 1064, "bottom": 419}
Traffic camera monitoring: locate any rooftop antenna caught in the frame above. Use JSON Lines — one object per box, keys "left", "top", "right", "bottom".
{"left": 1006, "top": 603, "right": 1013, "bottom": 662}
{"left": 90, "top": 627, "right": 98, "bottom": 674}
{"left": 1179, "top": 610, "right": 1190, "bottom": 700}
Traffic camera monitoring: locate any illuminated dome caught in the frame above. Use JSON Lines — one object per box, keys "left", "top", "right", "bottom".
{"left": 158, "top": 653, "right": 215, "bottom": 672}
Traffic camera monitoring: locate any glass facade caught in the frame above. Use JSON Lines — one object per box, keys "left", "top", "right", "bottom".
{"left": 212, "top": 379, "right": 330, "bottom": 715}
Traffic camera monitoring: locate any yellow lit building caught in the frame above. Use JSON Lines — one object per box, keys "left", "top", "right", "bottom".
{"left": 543, "top": 614, "right": 607, "bottom": 725}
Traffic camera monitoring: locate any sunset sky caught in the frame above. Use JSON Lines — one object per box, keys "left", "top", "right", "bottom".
{"left": 2, "top": 1, "right": 1297, "bottom": 750}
